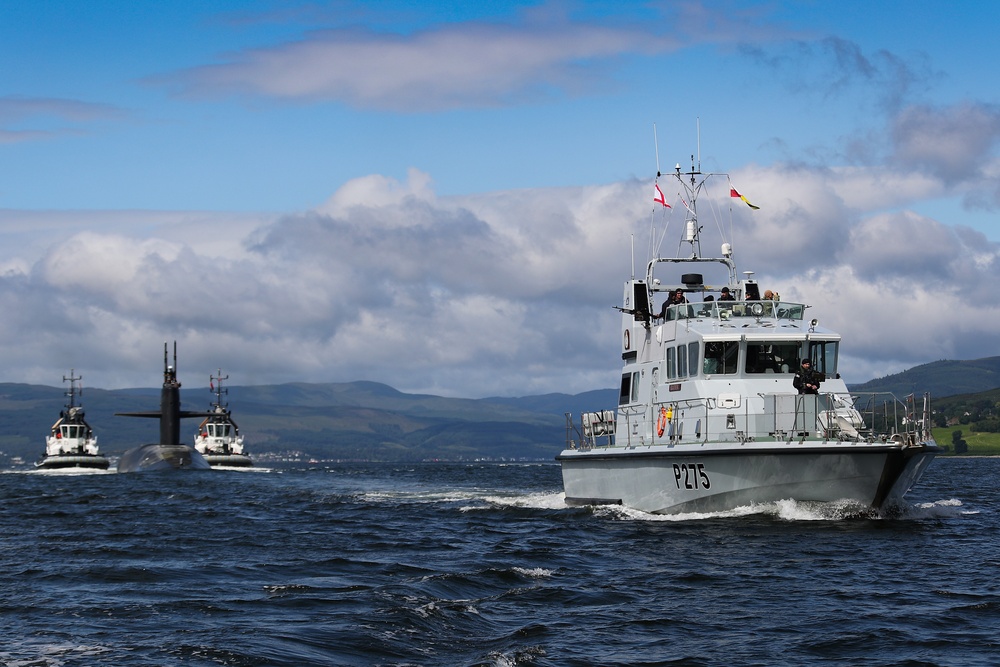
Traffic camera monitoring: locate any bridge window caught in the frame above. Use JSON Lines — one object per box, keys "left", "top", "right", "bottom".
{"left": 809, "top": 341, "right": 839, "bottom": 376}
{"left": 746, "top": 343, "right": 800, "bottom": 374}
{"left": 704, "top": 341, "right": 739, "bottom": 375}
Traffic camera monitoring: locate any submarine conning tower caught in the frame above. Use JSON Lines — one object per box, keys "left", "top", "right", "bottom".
{"left": 117, "top": 341, "right": 215, "bottom": 446}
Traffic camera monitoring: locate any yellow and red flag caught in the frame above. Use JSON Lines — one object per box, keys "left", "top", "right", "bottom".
{"left": 730, "top": 186, "right": 759, "bottom": 210}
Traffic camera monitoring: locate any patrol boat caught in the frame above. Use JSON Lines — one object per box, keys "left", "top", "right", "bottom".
{"left": 194, "top": 370, "right": 253, "bottom": 468}
{"left": 36, "top": 370, "right": 110, "bottom": 470}
{"left": 557, "top": 155, "right": 940, "bottom": 514}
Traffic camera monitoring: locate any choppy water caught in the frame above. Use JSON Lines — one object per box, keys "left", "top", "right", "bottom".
{"left": 1, "top": 457, "right": 997, "bottom": 666}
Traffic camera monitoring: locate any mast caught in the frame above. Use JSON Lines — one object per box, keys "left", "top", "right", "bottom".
{"left": 675, "top": 154, "right": 703, "bottom": 259}
{"left": 210, "top": 369, "right": 229, "bottom": 410}
{"left": 63, "top": 369, "right": 82, "bottom": 409}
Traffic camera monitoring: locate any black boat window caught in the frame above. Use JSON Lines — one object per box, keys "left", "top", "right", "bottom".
{"left": 688, "top": 342, "right": 700, "bottom": 378}
{"left": 677, "top": 344, "right": 688, "bottom": 377}
{"left": 632, "top": 282, "right": 651, "bottom": 322}
{"left": 666, "top": 347, "right": 676, "bottom": 379}
{"left": 619, "top": 372, "right": 640, "bottom": 405}
{"left": 809, "top": 341, "right": 839, "bottom": 377}
{"left": 745, "top": 343, "right": 800, "bottom": 374}
{"left": 704, "top": 341, "right": 739, "bottom": 375}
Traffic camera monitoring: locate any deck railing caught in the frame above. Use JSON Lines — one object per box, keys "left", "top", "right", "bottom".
{"left": 569, "top": 391, "right": 932, "bottom": 450}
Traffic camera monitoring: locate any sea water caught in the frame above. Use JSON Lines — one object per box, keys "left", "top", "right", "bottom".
{"left": 1, "top": 457, "right": 996, "bottom": 666}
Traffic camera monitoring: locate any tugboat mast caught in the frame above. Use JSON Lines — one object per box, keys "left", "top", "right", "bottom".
{"left": 210, "top": 369, "right": 229, "bottom": 409}
{"left": 63, "top": 369, "right": 83, "bottom": 410}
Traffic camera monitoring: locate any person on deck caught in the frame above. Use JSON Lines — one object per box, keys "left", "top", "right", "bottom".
{"left": 793, "top": 359, "right": 822, "bottom": 394}
{"left": 656, "top": 289, "right": 687, "bottom": 319}
{"left": 718, "top": 287, "right": 735, "bottom": 301}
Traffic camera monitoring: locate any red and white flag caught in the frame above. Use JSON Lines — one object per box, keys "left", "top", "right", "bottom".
{"left": 653, "top": 183, "right": 671, "bottom": 208}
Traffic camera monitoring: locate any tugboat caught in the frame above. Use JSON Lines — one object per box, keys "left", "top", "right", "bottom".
{"left": 557, "top": 149, "right": 940, "bottom": 514}
{"left": 194, "top": 370, "right": 252, "bottom": 468}
{"left": 36, "top": 370, "right": 110, "bottom": 470}
{"left": 115, "top": 342, "right": 212, "bottom": 472}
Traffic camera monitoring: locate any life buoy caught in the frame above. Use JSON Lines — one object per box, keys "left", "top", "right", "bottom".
{"left": 657, "top": 406, "right": 668, "bottom": 437}
{"left": 624, "top": 329, "right": 631, "bottom": 350}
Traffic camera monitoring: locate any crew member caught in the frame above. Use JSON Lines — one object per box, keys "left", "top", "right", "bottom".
{"left": 793, "top": 359, "right": 822, "bottom": 394}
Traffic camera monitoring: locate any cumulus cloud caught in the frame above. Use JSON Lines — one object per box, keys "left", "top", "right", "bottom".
{"left": 2, "top": 151, "right": 999, "bottom": 395}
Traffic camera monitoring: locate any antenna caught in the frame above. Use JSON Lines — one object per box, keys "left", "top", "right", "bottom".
{"left": 653, "top": 123, "right": 660, "bottom": 175}
{"left": 630, "top": 234, "right": 635, "bottom": 280}
{"left": 696, "top": 117, "right": 701, "bottom": 173}
{"left": 63, "top": 369, "right": 82, "bottom": 407}
{"left": 211, "top": 368, "right": 230, "bottom": 408}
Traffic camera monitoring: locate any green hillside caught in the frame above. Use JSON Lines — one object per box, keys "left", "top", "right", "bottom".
{"left": 850, "top": 356, "right": 1000, "bottom": 398}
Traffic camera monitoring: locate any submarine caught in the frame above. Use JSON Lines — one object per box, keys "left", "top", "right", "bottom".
{"left": 115, "top": 342, "right": 214, "bottom": 472}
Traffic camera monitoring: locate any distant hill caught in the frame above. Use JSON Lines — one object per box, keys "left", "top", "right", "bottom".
{"left": 2, "top": 357, "right": 997, "bottom": 465}
{"left": 849, "top": 356, "right": 1000, "bottom": 398}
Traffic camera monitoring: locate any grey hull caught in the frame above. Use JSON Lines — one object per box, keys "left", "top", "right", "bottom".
{"left": 558, "top": 443, "right": 939, "bottom": 514}
{"left": 117, "top": 444, "right": 211, "bottom": 473}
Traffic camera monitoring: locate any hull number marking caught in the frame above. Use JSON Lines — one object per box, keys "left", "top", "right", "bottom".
{"left": 673, "top": 463, "right": 711, "bottom": 490}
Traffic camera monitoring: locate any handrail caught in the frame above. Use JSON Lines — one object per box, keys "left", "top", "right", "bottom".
{"left": 571, "top": 389, "right": 933, "bottom": 451}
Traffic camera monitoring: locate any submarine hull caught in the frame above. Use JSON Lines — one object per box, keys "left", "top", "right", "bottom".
{"left": 117, "top": 444, "right": 211, "bottom": 473}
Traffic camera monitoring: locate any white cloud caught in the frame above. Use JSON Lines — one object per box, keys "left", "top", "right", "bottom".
{"left": 149, "top": 16, "right": 682, "bottom": 111}
{"left": 2, "top": 151, "right": 999, "bottom": 395}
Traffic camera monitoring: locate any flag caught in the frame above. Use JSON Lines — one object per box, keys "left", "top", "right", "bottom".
{"left": 210, "top": 380, "right": 214, "bottom": 391}
{"left": 730, "top": 186, "right": 759, "bottom": 210}
{"left": 653, "top": 183, "right": 671, "bottom": 208}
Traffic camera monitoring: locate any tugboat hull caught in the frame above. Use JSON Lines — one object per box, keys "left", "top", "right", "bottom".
{"left": 117, "top": 444, "right": 211, "bottom": 473}
{"left": 203, "top": 454, "right": 254, "bottom": 468}
{"left": 36, "top": 455, "right": 110, "bottom": 471}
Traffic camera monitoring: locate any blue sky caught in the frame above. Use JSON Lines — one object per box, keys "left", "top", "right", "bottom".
{"left": 1, "top": 0, "right": 999, "bottom": 396}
